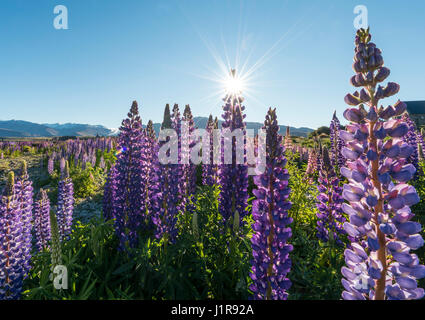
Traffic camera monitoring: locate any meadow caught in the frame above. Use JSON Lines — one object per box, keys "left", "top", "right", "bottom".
{"left": 1, "top": 28, "right": 424, "bottom": 301}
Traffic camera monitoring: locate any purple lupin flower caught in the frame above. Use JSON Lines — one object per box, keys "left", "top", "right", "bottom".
{"left": 15, "top": 161, "right": 33, "bottom": 277}
{"left": 330, "top": 111, "right": 346, "bottom": 170}
{"left": 56, "top": 161, "right": 74, "bottom": 241}
{"left": 171, "top": 103, "right": 185, "bottom": 211}
{"left": 143, "top": 120, "right": 157, "bottom": 217}
{"left": 417, "top": 129, "right": 425, "bottom": 162}
{"left": 316, "top": 147, "right": 346, "bottom": 245}
{"left": 33, "top": 188, "right": 51, "bottom": 252}
{"left": 47, "top": 157, "right": 54, "bottom": 175}
{"left": 82, "top": 153, "right": 88, "bottom": 170}
{"left": 401, "top": 113, "right": 419, "bottom": 176}
{"left": 250, "top": 108, "right": 293, "bottom": 300}
{"left": 99, "top": 156, "right": 105, "bottom": 169}
{"left": 340, "top": 28, "right": 424, "bottom": 300}
{"left": 284, "top": 126, "right": 292, "bottom": 150}
{"left": 218, "top": 70, "right": 249, "bottom": 224}
{"left": 202, "top": 115, "right": 219, "bottom": 186}
{"left": 305, "top": 148, "right": 318, "bottom": 180}
{"left": 103, "top": 164, "right": 117, "bottom": 221}
{"left": 0, "top": 172, "right": 25, "bottom": 300}
{"left": 59, "top": 157, "right": 66, "bottom": 174}
{"left": 111, "top": 101, "right": 149, "bottom": 249}
{"left": 181, "top": 105, "right": 197, "bottom": 213}
{"left": 150, "top": 104, "right": 181, "bottom": 243}
{"left": 419, "top": 128, "right": 425, "bottom": 156}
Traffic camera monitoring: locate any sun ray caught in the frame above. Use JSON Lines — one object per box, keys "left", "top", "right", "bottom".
{"left": 175, "top": 0, "right": 325, "bottom": 120}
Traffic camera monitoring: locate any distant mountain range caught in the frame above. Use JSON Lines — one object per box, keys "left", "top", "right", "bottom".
{"left": 0, "top": 120, "right": 113, "bottom": 138}
{"left": 0, "top": 118, "right": 314, "bottom": 138}
{"left": 149, "top": 117, "right": 313, "bottom": 137}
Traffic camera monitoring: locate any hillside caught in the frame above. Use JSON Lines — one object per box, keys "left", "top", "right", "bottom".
{"left": 0, "top": 117, "right": 314, "bottom": 138}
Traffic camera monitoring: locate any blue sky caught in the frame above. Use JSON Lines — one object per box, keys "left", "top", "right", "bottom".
{"left": 0, "top": 0, "right": 424, "bottom": 129}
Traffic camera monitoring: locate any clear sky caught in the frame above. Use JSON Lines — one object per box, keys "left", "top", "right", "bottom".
{"left": 1, "top": 0, "right": 424, "bottom": 129}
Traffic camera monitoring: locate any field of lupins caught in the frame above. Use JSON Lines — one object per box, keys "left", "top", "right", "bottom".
{"left": 1, "top": 28, "right": 425, "bottom": 300}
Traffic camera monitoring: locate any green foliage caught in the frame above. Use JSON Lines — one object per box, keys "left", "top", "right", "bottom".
{"left": 18, "top": 146, "right": 425, "bottom": 300}
{"left": 285, "top": 150, "right": 345, "bottom": 299}
{"left": 308, "top": 126, "right": 330, "bottom": 138}
{"left": 289, "top": 225, "right": 345, "bottom": 300}
{"left": 71, "top": 164, "right": 105, "bottom": 199}
{"left": 23, "top": 186, "right": 253, "bottom": 300}
{"left": 286, "top": 151, "right": 318, "bottom": 228}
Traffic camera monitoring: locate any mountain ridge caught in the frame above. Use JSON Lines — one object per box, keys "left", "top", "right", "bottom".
{"left": 0, "top": 118, "right": 314, "bottom": 138}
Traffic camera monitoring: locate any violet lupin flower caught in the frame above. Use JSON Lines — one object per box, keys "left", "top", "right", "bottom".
{"left": 218, "top": 70, "right": 249, "bottom": 224}
{"left": 330, "top": 111, "right": 346, "bottom": 171}
{"left": 419, "top": 128, "right": 425, "bottom": 157}
{"left": 33, "top": 188, "right": 51, "bottom": 252}
{"left": 181, "top": 104, "right": 197, "bottom": 213}
{"left": 0, "top": 172, "right": 25, "bottom": 300}
{"left": 316, "top": 147, "right": 346, "bottom": 245}
{"left": 143, "top": 120, "right": 157, "bottom": 217}
{"left": 49, "top": 210, "right": 62, "bottom": 271}
{"left": 250, "top": 108, "right": 293, "bottom": 300}
{"left": 99, "top": 156, "right": 105, "bottom": 169}
{"left": 305, "top": 148, "right": 318, "bottom": 179}
{"left": 170, "top": 103, "right": 185, "bottom": 212}
{"left": 47, "top": 157, "right": 54, "bottom": 175}
{"left": 150, "top": 104, "right": 180, "bottom": 243}
{"left": 15, "top": 161, "right": 33, "bottom": 277}
{"left": 202, "top": 115, "right": 219, "bottom": 186}
{"left": 340, "top": 28, "right": 424, "bottom": 300}
{"left": 401, "top": 113, "right": 419, "bottom": 176}
{"left": 284, "top": 126, "right": 292, "bottom": 150}
{"left": 416, "top": 128, "right": 425, "bottom": 162}
{"left": 59, "top": 157, "right": 66, "bottom": 174}
{"left": 103, "top": 164, "right": 117, "bottom": 221}
{"left": 111, "top": 101, "right": 149, "bottom": 249}
{"left": 56, "top": 161, "right": 74, "bottom": 241}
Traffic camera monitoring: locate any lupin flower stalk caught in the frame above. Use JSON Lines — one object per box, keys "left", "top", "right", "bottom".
{"left": 47, "top": 157, "right": 54, "bottom": 175}
{"left": 340, "top": 28, "right": 424, "bottom": 300}
{"left": 0, "top": 172, "right": 25, "bottom": 300}
{"left": 56, "top": 161, "right": 74, "bottom": 241}
{"left": 99, "top": 156, "right": 105, "bottom": 169}
{"left": 419, "top": 128, "right": 425, "bottom": 158}
{"left": 219, "top": 70, "right": 249, "bottom": 224}
{"left": 284, "top": 126, "right": 292, "bottom": 150}
{"left": 250, "top": 108, "right": 293, "bottom": 300}
{"left": 103, "top": 164, "right": 117, "bottom": 221}
{"left": 33, "top": 188, "right": 51, "bottom": 252}
{"left": 49, "top": 210, "right": 62, "bottom": 271}
{"left": 143, "top": 120, "right": 157, "bottom": 218}
{"left": 170, "top": 103, "right": 185, "bottom": 212}
{"left": 401, "top": 113, "right": 419, "bottom": 175}
{"left": 316, "top": 147, "right": 346, "bottom": 245}
{"left": 182, "top": 104, "right": 197, "bottom": 204}
{"left": 330, "top": 111, "right": 346, "bottom": 170}
{"left": 192, "top": 211, "right": 199, "bottom": 241}
{"left": 112, "top": 101, "right": 149, "bottom": 249}
{"left": 15, "top": 160, "right": 33, "bottom": 276}
{"left": 150, "top": 104, "right": 180, "bottom": 243}
{"left": 202, "top": 115, "right": 219, "bottom": 186}
{"left": 305, "top": 148, "right": 318, "bottom": 178}
{"left": 59, "top": 157, "right": 66, "bottom": 174}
